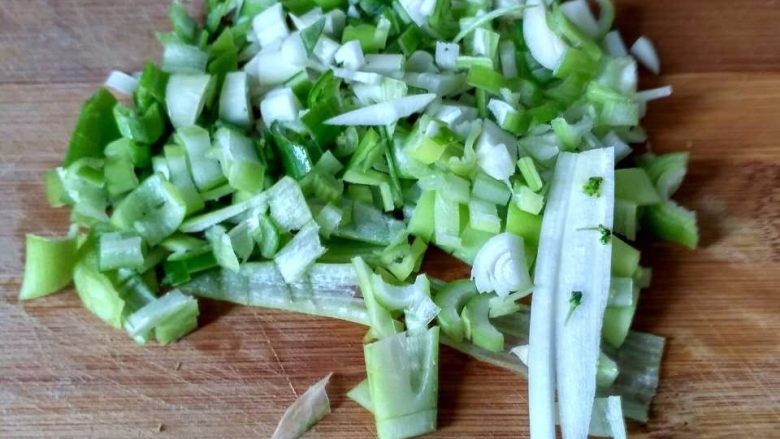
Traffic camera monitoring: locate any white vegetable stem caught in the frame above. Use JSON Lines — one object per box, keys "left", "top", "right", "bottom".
{"left": 529, "top": 148, "right": 615, "bottom": 439}
{"left": 631, "top": 36, "right": 661, "bottom": 74}
{"left": 523, "top": 0, "right": 568, "bottom": 70}
{"left": 271, "top": 373, "right": 332, "bottom": 439}
{"left": 325, "top": 94, "right": 436, "bottom": 126}
{"left": 104, "top": 71, "right": 138, "bottom": 96}
{"left": 471, "top": 233, "right": 532, "bottom": 297}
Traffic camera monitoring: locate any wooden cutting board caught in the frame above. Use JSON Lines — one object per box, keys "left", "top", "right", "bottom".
{"left": 1, "top": 1, "right": 778, "bottom": 437}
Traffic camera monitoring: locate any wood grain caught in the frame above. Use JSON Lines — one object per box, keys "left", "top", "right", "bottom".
{"left": 1, "top": 1, "right": 779, "bottom": 438}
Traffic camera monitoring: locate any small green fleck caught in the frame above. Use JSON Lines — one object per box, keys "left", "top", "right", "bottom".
{"left": 577, "top": 224, "right": 612, "bottom": 244}
{"left": 597, "top": 224, "right": 612, "bottom": 244}
{"left": 583, "top": 176, "right": 604, "bottom": 197}
{"left": 565, "top": 290, "right": 583, "bottom": 324}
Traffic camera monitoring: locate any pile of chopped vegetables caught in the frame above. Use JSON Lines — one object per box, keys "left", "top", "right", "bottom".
{"left": 20, "top": 0, "right": 698, "bottom": 437}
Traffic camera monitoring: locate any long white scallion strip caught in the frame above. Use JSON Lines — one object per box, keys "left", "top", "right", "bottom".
{"left": 325, "top": 94, "right": 436, "bottom": 126}
{"left": 554, "top": 148, "right": 614, "bottom": 439}
{"left": 271, "top": 373, "right": 332, "bottom": 439}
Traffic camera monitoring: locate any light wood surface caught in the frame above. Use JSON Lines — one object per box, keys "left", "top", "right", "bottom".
{"left": 1, "top": 1, "right": 778, "bottom": 437}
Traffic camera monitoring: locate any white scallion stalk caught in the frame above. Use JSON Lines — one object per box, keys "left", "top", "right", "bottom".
{"left": 630, "top": 36, "right": 661, "bottom": 74}
{"left": 510, "top": 344, "right": 529, "bottom": 365}
{"left": 603, "top": 30, "right": 628, "bottom": 57}
{"left": 266, "top": 176, "right": 313, "bottom": 232}
{"left": 528, "top": 152, "right": 578, "bottom": 439}
{"left": 271, "top": 373, "right": 332, "bottom": 439}
{"left": 252, "top": 3, "right": 290, "bottom": 48}
{"left": 363, "top": 54, "right": 405, "bottom": 74}
{"left": 104, "top": 71, "right": 138, "bottom": 96}
{"left": 325, "top": 94, "right": 436, "bottom": 126}
{"left": 435, "top": 42, "right": 459, "bottom": 71}
{"left": 260, "top": 87, "right": 302, "bottom": 125}
{"left": 334, "top": 40, "right": 365, "bottom": 70}
{"left": 454, "top": 5, "right": 525, "bottom": 43}
{"left": 523, "top": 0, "right": 568, "bottom": 70}
{"left": 560, "top": 0, "right": 600, "bottom": 38}
{"left": 601, "top": 131, "right": 632, "bottom": 163}
{"left": 636, "top": 85, "right": 673, "bottom": 102}
{"left": 332, "top": 68, "right": 383, "bottom": 84}
{"left": 313, "top": 36, "right": 340, "bottom": 66}
{"left": 476, "top": 120, "right": 518, "bottom": 180}
{"left": 556, "top": 148, "right": 614, "bottom": 439}
{"left": 219, "top": 71, "right": 252, "bottom": 128}
{"left": 529, "top": 148, "right": 615, "bottom": 439}
{"left": 166, "top": 74, "right": 213, "bottom": 129}
{"left": 471, "top": 233, "right": 532, "bottom": 297}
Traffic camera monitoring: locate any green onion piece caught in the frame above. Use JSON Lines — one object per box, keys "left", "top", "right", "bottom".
{"left": 269, "top": 122, "right": 323, "bottom": 180}
{"left": 274, "top": 221, "right": 326, "bottom": 283}
{"left": 466, "top": 65, "right": 507, "bottom": 94}
{"left": 113, "top": 103, "right": 165, "bottom": 145}
{"left": 334, "top": 201, "right": 405, "bottom": 245}
{"left": 124, "top": 289, "right": 199, "bottom": 342}
{"left": 396, "top": 24, "right": 424, "bottom": 55}
{"left": 597, "top": 351, "right": 620, "bottom": 389}
{"left": 169, "top": 1, "right": 197, "bottom": 42}
{"left": 468, "top": 197, "right": 501, "bottom": 234}
{"left": 347, "top": 379, "right": 374, "bottom": 413}
{"left": 442, "top": 335, "right": 527, "bottom": 375}
{"left": 161, "top": 41, "right": 209, "bottom": 73}
{"left": 433, "top": 191, "right": 463, "bottom": 248}
{"left": 614, "top": 168, "right": 661, "bottom": 206}
{"left": 602, "top": 288, "right": 639, "bottom": 348}
{"left": 453, "top": 5, "right": 524, "bottom": 42}
{"left": 408, "top": 190, "right": 435, "bottom": 241}
{"left": 98, "top": 232, "right": 145, "bottom": 271}
{"left": 364, "top": 327, "right": 439, "bottom": 439}
{"left": 182, "top": 262, "right": 368, "bottom": 324}
{"left": 213, "top": 127, "right": 265, "bottom": 193}
{"left": 166, "top": 74, "right": 214, "bottom": 129}
{"left": 517, "top": 157, "right": 544, "bottom": 192}
{"left": 175, "top": 125, "right": 226, "bottom": 191}
{"left": 613, "top": 198, "right": 637, "bottom": 240}
{"left": 20, "top": 231, "right": 78, "bottom": 300}
{"left": 418, "top": 172, "right": 470, "bottom": 205}
{"left": 611, "top": 236, "right": 640, "bottom": 277}
{"left": 472, "top": 172, "right": 511, "bottom": 205}
{"left": 380, "top": 237, "right": 427, "bottom": 282}
{"left": 372, "top": 274, "right": 439, "bottom": 330}
{"left": 352, "top": 256, "right": 399, "bottom": 338}
{"left": 643, "top": 201, "right": 699, "bottom": 249}
{"left": 608, "top": 277, "right": 635, "bottom": 308}
{"left": 603, "top": 331, "right": 665, "bottom": 422}
{"left": 462, "top": 294, "right": 504, "bottom": 352}
{"left": 637, "top": 152, "right": 689, "bottom": 199}
{"left": 267, "top": 176, "right": 314, "bottom": 232}
{"left": 219, "top": 71, "right": 252, "bottom": 128}
{"left": 164, "top": 144, "right": 206, "bottom": 215}
{"left": 103, "top": 151, "right": 139, "bottom": 198}
{"left": 134, "top": 62, "right": 169, "bottom": 112}
{"left": 73, "top": 238, "right": 126, "bottom": 329}
{"left": 506, "top": 203, "right": 542, "bottom": 265}
{"left": 206, "top": 225, "right": 240, "bottom": 273}
{"left": 513, "top": 183, "right": 545, "bottom": 215}
{"left": 179, "top": 193, "right": 266, "bottom": 233}
{"left": 271, "top": 373, "right": 332, "bottom": 439}
{"left": 63, "top": 88, "right": 121, "bottom": 166}
{"left": 433, "top": 279, "right": 477, "bottom": 342}
{"left": 111, "top": 174, "right": 187, "bottom": 246}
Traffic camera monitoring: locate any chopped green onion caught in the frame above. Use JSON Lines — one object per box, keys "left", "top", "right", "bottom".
{"left": 20, "top": 230, "right": 78, "bottom": 300}
{"left": 271, "top": 373, "right": 332, "bottom": 439}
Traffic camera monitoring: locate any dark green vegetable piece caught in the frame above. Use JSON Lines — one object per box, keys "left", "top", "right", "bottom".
{"left": 63, "top": 88, "right": 121, "bottom": 166}
{"left": 268, "top": 123, "right": 323, "bottom": 180}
